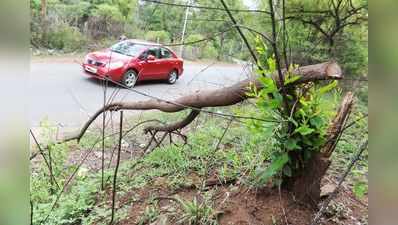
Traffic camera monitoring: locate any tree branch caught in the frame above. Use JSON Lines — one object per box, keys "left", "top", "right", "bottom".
{"left": 59, "top": 62, "right": 343, "bottom": 144}
{"left": 220, "top": 0, "right": 259, "bottom": 66}
{"left": 144, "top": 110, "right": 200, "bottom": 133}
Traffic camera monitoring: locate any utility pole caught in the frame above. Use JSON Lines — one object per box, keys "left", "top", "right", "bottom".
{"left": 180, "top": 0, "right": 191, "bottom": 57}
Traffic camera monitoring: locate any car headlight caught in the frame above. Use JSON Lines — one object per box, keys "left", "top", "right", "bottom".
{"left": 107, "top": 61, "right": 124, "bottom": 69}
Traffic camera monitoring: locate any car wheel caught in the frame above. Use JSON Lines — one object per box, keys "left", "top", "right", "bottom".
{"left": 122, "top": 70, "right": 137, "bottom": 88}
{"left": 167, "top": 70, "right": 178, "bottom": 84}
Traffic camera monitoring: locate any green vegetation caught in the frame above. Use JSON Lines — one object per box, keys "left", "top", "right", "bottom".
{"left": 30, "top": 0, "right": 368, "bottom": 224}
{"left": 172, "top": 195, "right": 218, "bottom": 225}
{"left": 31, "top": 0, "right": 368, "bottom": 76}
{"left": 30, "top": 99, "right": 367, "bottom": 224}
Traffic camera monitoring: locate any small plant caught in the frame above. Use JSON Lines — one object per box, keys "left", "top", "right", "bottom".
{"left": 168, "top": 195, "right": 219, "bottom": 225}
{"left": 138, "top": 205, "right": 160, "bottom": 225}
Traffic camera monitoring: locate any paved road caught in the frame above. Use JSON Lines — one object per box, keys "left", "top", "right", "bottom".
{"left": 30, "top": 61, "right": 252, "bottom": 127}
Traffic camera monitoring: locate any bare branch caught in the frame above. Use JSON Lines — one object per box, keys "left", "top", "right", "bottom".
{"left": 110, "top": 111, "right": 124, "bottom": 225}
{"left": 144, "top": 109, "right": 200, "bottom": 134}
{"left": 58, "top": 62, "right": 342, "bottom": 145}
{"left": 220, "top": 0, "right": 260, "bottom": 67}
{"left": 141, "top": 0, "right": 270, "bottom": 14}
{"left": 30, "top": 130, "right": 60, "bottom": 190}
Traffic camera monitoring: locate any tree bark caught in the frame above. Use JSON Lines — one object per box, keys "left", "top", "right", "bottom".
{"left": 41, "top": 0, "right": 48, "bottom": 45}
{"left": 322, "top": 92, "right": 354, "bottom": 157}
{"left": 41, "top": 0, "right": 47, "bottom": 20}
{"left": 287, "top": 92, "right": 354, "bottom": 207}
{"left": 144, "top": 110, "right": 200, "bottom": 133}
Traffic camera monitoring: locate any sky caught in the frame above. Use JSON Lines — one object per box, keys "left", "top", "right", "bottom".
{"left": 243, "top": 0, "right": 258, "bottom": 9}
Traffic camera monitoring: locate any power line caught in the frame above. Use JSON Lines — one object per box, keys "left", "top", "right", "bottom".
{"left": 140, "top": 0, "right": 270, "bottom": 14}
{"left": 220, "top": 0, "right": 260, "bottom": 68}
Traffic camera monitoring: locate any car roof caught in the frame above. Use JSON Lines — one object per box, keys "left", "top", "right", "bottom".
{"left": 126, "top": 39, "right": 162, "bottom": 47}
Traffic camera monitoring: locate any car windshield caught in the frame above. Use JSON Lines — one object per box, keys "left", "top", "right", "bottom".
{"left": 110, "top": 41, "right": 147, "bottom": 57}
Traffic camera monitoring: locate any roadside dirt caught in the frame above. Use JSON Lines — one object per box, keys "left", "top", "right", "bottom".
{"left": 31, "top": 54, "right": 85, "bottom": 64}
{"left": 30, "top": 126, "right": 367, "bottom": 225}
{"left": 113, "top": 175, "right": 367, "bottom": 225}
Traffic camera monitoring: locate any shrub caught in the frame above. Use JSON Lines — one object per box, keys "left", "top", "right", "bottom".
{"left": 183, "top": 35, "right": 218, "bottom": 60}
{"left": 185, "top": 35, "right": 204, "bottom": 58}
{"left": 47, "top": 24, "right": 87, "bottom": 52}
{"left": 201, "top": 45, "right": 218, "bottom": 59}
{"left": 91, "top": 3, "right": 124, "bottom": 22}
{"left": 144, "top": 30, "right": 171, "bottom": 44}
{"left": 125, "top": 24, "right": 142, "bottom": 39}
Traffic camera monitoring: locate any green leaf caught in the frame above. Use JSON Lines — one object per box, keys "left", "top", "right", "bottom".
{"left": 285, "top": 138, "right": 301, "bottom": 150}
{"left": 353, "top": 182, "right": 368, "bottom": 198}
{"left": 318, "top": 80, "right": 338, "bottom": 95}
{"left": 310, "top": 116, "right": 324, "bottom": 129}
{"left": 259, "top": 76, "right": 277, "bottom": 94}
{"left": 255, "top": 68, "right": 265, "bottom": 75}
{"left": 295, "top": 125, "right": 315, "bottom": 136}
{"left": 299, "top": 98, "right": 309, "bottom": 107}
{"left": 268, "top": 99, "right": 282, "bottom": 109}
{"left": 287, "top": 117, "right": 298, "bottom": 127}
{"left": 284, "top": 74, "right": 301, "bottom": 85}
{"left": 267, "top": 57, "right": 276, "bottom": 72}
{"left": 256, "top": 153, "right": 289, "bottom": 184}
{"left": 269, "top": 92, "right": 283, "bottom": 109}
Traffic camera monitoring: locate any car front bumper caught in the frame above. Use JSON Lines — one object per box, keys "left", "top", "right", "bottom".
{"left": 82, "top": 63, "right": 107, "bottom": 78}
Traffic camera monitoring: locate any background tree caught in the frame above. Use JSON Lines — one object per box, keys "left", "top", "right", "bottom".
{"left": 30, "top": 0, "right": 368, "bottom": 79}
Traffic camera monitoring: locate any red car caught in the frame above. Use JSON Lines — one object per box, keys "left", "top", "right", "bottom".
{"left": 82, "top": 39, "right": 184, "bottom": 88}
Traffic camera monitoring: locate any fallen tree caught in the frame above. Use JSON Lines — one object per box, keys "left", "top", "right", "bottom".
{"left": 57, "top": 60, "right": 353, "bottom": 206}
{"left": 62, "top": 61, "right": 342, "bottom": 143}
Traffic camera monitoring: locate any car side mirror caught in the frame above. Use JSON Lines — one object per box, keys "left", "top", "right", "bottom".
{"left": 147, "top": 55, "right": 156, "bottom": 61}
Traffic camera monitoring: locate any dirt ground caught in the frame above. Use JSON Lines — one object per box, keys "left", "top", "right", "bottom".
{"left": 30, "top": 116, "right": 367, "bottom": 225}
{"left": 114, "top": 177, "right": 367, "bottom": 225}
{"left": 31, "top": 141, "right": 367, "bottom": 225}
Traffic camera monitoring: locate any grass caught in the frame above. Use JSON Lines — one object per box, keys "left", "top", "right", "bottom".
{"left": 172, "top": 195, "right": 219, "bottom": 225}
{"left": 30, "top": 99, "right": 368, "bottom": 224}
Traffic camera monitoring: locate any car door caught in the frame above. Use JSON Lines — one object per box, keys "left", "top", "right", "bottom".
{"left": 138, "top": 47, "right": 162, "bottom": 79}
{"left": 158, "top": 47, "right": 174, "bottom": 78}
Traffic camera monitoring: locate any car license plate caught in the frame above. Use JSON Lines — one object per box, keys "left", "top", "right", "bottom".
{"left": 85, "top": 65, "right": 97, "bottom": 74}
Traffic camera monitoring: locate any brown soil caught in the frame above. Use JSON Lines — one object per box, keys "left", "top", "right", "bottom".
{"left": 30, "top": 136, "right": 367, "bottom": 225}
{"left": 216, "top": 187, "right": 312, "bottom": 225}
{"left": 115, "top": 177, "right": 367, "bottom": 225}
{"left": 31, "top": 54, "right": 85, "bottom": 64}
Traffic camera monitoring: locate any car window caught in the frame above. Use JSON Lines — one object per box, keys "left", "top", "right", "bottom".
{"left": 139, "top": 47, "right": 160, "bottom": 60}
{"left": 160, "top": 48, "right": 172, "bottom": 59}
{"left": 111, "top": 41, "right": 146, "bottom": 57}
{"left": 147, "top": 48, "right": 159, "bottom": 58}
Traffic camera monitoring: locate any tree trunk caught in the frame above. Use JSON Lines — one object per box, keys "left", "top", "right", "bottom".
{"left": 41, "top": 0, "right": 48, "bottom": 45}
{"left": 286, "top": 153, "right": 331, "bottom": 207}
{"left": 286, "top": 92, "right": 354, "bottom": 207}
{"left": 41, "top": 0, "right": 47, "bottom": 20}
{"left": 218, "top": 32, "right": 225, "bottom": 61}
